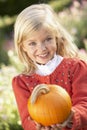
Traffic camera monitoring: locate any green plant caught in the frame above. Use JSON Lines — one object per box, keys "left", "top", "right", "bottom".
{"left": 49, "top": 0, "right": 72, "bottom": 12}
{"left": 0, "top": 65, "right": 23, "bottom": 130}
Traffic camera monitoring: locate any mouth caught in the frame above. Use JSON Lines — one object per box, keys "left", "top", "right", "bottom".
{"left": 37, "top": 53, "right": 49, "bottom": 58}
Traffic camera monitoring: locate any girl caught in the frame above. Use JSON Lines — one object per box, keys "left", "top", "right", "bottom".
{"left": 12, "top": 3, "right": 87, "bottom": 130}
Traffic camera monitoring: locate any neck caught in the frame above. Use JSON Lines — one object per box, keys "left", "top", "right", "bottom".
{"left": 35, "top": 54, "right": 63, "bottom": 76}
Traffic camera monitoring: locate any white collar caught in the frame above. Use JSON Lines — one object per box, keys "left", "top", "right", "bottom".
{"left": 36, "top": 54, "right": 63, "bottom": 76}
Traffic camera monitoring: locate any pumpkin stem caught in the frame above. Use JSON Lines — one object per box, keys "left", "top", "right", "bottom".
{"left": 30, "top": 84, "right": 50, "bottom": 104}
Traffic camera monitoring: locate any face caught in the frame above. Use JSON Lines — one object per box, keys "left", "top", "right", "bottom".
{"left": 23, "top": 27, "right": 57, "bottom": 65}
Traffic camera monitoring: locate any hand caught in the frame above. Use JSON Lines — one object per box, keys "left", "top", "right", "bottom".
{"left": 51, "top": 109, "right": 75, "bottom": 130}
{"left": 35, "top": 110, "right": 74, "bottom": 130}
{"left": 28, "top": 117, "right": 52, "bottom": 130}
{"left": 36, "top": 123, "right": 54, "bottom": 130}
{"left": 28, "top": 109, "right": 75, "bottom": 130}
{"left": 28, "top": 116, "right": 61, "bottom": 129}
{"left": 35, "top": 122, "right": 58, "bottom": 130}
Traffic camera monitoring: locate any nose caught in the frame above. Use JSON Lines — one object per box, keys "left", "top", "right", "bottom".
{"left": 37, "top": 43, "right": 47, "bottom": 51}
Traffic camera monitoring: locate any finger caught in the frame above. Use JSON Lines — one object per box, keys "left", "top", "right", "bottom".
{"left": 51, "top": 124, "right": 62, "bottom": 130}
{"left": 50, "top": 125, "right": 55, "bottom": 130}
{"left": 56, "top": 125, "right": 62, "bottom": 130}
{"left": 28, "top": 116, "right": 32, "bottom": 121}
{"left": 44, "top": 126, "right": 50, "bottom": 130}
{"left": 62, "top": 111, "right": 74, "bottom": 126}
{"left": 61, "top": 110, "right": 74, "bottom": 128}
{"left": 50, "top": 125, "right": 55, "bottom": 128}
{"left": 45, "top": 126, "right": 54, "bottom": 130}
{"left": 61, "top": 120, "right": 68, "bottom": 127}
{"left": 56, "top": 124, "right": 63, "bottom": 129}
{"left": 67, "top": 120, "right": 73, "bottom": 128}
{"left": 36, "top": 123, "right": 42, "bottom": 130}
{"left": 41, "top": 126, "right": 50, "bottom": 130}
{"left": 68, "top": 110, "right": 74, "bottom": 121}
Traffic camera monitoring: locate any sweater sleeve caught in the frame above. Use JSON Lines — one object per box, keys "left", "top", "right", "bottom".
{"left": 71, "top": 60, "right": 87, "bottom": 129}
{"left": 12, "top": 76, "right": 36, "bottom": 130}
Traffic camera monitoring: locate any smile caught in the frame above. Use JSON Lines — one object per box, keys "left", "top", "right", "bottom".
{"left": 38, "top": 53, "right": 48, "bottom": 58}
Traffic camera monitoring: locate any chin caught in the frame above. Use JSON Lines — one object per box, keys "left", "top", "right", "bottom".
{"left": 36, "top": 60, "right": 48, "bottom": 65}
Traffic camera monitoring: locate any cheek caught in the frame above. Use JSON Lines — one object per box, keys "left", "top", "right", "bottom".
{"left": 52, "top": 40, "right": 57, "bottom": 50}
{"left": 53, "top": 47, "right": 57, "bottom": 53}
{"left": 26, "top": 50, "right": 34, "bottom": 57}
{"left": 54, "top": 42, "right": 57, "bottom": 51}
{"left": 50, "top": 44, "right": 57, "bottom": 52}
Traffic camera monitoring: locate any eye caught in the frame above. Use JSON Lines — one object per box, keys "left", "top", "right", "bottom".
{"left": 46, "top": 37, "right": 53, "bottom": 42}
{"left": 28, "top": 42, "right": 36, "bottom": 46}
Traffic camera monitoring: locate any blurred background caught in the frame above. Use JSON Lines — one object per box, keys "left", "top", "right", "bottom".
{"left": 0, "top": 0, "right": 87, "bottom": 130}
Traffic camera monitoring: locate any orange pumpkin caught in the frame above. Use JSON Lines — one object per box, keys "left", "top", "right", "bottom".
{"left": 28, "top": 84, "right": 72, "bottom": 126}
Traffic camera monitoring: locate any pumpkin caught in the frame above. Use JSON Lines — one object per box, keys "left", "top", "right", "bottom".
{"left": 28, "top": 84, "right": 72, "bottom": 126}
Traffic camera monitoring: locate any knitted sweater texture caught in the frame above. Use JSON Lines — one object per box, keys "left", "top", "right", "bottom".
{"left": 12, "top": 58, "right": 87, "bottom": 130}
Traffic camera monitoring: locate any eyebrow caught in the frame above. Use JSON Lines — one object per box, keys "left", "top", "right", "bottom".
{"left": 28, "top": 34, "right": 53, "bottom": 42}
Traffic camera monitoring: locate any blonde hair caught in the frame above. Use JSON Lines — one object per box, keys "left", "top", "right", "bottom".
{"left": 14, "top": 3, "right": 78, "bottom": 75}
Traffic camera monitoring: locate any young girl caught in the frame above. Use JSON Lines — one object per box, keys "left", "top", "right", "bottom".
{"left": 12, "top": 3, "right": 87, "bottom": 130}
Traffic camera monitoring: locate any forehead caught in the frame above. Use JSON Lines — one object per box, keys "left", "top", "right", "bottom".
{"left": 28, "top": 27, "right": 55, "bottom": 40}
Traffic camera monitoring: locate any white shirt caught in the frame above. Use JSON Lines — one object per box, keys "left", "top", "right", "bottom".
{"left": 36, "top": 54, "right": 63, "bottom": 76}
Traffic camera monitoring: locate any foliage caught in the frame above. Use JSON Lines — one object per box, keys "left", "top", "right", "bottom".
{"left": 0, "top": 61, "right": 23, "bottom": 130}
{"left": 49, "top": 0, "right": 72, "bottom": 12}
{"left": 8, "top": 50, "right": 24, "bottom": 72}
{"left": 0, "top": 0, "right": 50, "bottom": 16}
{"left": 0, "top": 22, "right": 14, "bottom": 67}
{"left": 75, "top": 6, "right": 87, "bottom": 48}
{"left": 0, "top": 0, "right": 72, "bottom": 17}
{"left": 0, "top": 49, "right": 10, "bottom": 67}
{"left": 57, "top": 1, "right": 87, "bottom": 50}
{"left": 0, "top": 48, "right": 25, "bottom": 130}
{"left": 0, "top": 50, "right": 24, "bottom": 130}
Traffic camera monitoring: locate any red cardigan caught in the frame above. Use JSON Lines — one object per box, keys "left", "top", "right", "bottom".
{"left": 12, "top": 58, "right": 87, "bottom": 130}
